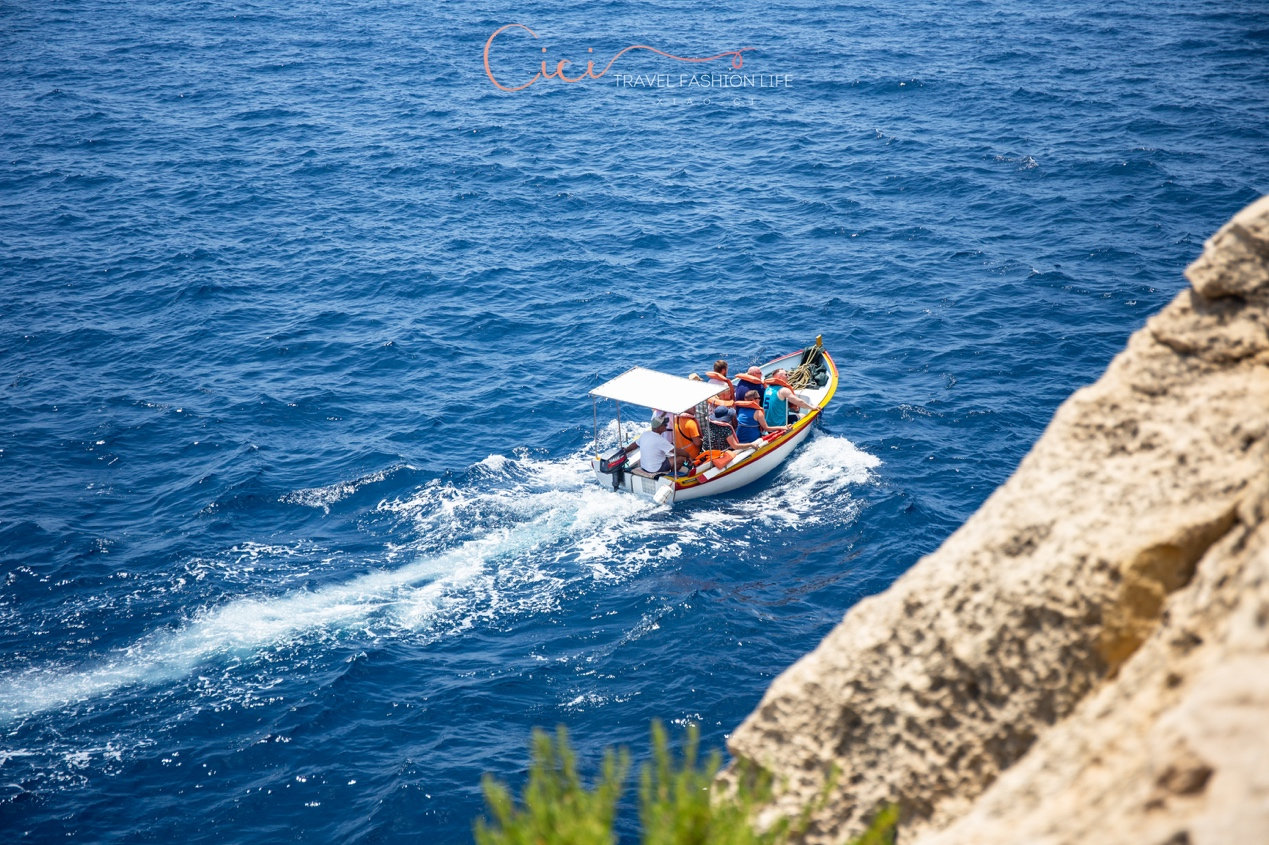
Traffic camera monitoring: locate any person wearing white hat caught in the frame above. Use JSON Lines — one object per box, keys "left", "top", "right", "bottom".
{"left": 638, "top": 412, "right": 682, "bottom": 473}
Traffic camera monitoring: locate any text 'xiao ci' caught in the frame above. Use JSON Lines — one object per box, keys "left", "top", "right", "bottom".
{"left": 483, "top": 24, "right": 754, "bottom": 92}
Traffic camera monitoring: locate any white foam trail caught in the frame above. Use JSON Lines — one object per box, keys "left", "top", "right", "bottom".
{"left": 0, "top": 462, "right": 652, "bottom": 723}
{"left": 0, "top": 434, "right": 877, "bottom": 723}
{"left": 0, "top": 541, "right": 471, "bottom": 722}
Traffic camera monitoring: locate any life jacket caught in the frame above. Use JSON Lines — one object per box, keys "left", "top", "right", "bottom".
{"left": 674, "top": 414, "right": 702, "bottom": 459}
{"left": 734, "top": 372, "right": 765, "bottom": 403}
{"left": 705, "top": 371, "right": 734, "bottom": 403}
{"left": 695, "top": 449, "right": 735, "bottom": 470}
{"left": 765, "top": 374, "right": 793, "bottom": 391}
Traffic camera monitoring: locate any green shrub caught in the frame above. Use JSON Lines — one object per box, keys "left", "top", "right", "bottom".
{"left": 475, "top": 725, "right": 628, "bottom": 845}
{"left": 639, "top": 720, "right": 780, "bottom": 845}
{"left": 474, "top": 722, "right": 898, "bottom": 845}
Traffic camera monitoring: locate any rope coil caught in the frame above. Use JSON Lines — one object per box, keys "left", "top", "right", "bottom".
{"left": 784, "top": 335, "right": 825, "bottom": 390}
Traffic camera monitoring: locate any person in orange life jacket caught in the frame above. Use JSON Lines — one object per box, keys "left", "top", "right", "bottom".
{"left": 762, "top": 368, "right": 813, "bottom": 426}
{"left": 688, "top": 359, "right": 735, "bottom": 409}
{"left": 705, "top": 359, "right": 734, "bottom": 404}
{"left": 734, "top": 385, "right": 786, "bottom": 443}
{"left": 673, "top": 411, "right": 703, "bottom": 461}
{"left": 733, "top": 366, "right": 765, "bottom": 404}
{"left": 638, "top": 413, "right": 686, "bottom": 473}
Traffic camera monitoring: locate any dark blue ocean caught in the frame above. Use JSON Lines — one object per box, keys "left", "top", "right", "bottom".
{"left": 1, "top": 0, "right": 1265, "bottom": 841}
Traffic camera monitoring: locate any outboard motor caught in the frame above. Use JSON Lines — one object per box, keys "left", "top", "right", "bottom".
{"left": 598, "top": 447, "right": 630, "bottom": 490}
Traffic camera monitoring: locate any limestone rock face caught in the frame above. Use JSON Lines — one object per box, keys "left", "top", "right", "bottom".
{"left": 724, "top": 196, "right": 1269, "bottom": 844}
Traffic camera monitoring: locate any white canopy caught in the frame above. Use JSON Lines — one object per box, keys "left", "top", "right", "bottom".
{"left": 589, "top": 367, "right": 725, "bottom": 414}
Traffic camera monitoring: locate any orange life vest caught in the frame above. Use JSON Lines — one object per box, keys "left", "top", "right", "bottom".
{"left": 695, "top": 449, "right": 735, "bottom": 469}
{"left": 674, "top": 414, "right": 702, "bottom": 459}
{"left": 765, "top": 375, "right": 793, "bottom": 391}
{"left": 706, "top": 371, "right": 734, "bottom": 403}
{"left": 734, "top": 372, "right": 764, "bottom": 403}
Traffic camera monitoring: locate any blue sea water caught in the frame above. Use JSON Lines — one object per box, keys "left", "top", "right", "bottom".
{"left": 1, "top": 0, "right": 1266, "bottom": 840}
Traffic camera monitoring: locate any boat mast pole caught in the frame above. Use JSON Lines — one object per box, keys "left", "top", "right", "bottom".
{"left": 592, "top": 397, "right": 599, "bottom": 458}
{"left": 672, "top": 411, "right": 680, "bottom": 476}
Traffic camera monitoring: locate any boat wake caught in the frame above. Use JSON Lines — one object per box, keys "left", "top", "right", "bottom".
{"left": 0, "top": 433, "right": 878, "bottom": 725}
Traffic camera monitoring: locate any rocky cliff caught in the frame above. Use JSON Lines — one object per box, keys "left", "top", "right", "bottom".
{"left": 725, "top": 196, "right": 1269, "bottom": 844}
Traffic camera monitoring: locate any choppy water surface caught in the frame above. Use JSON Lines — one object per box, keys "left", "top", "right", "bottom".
{"left": 1, "top": 0, "right": 1266, "bottom": 840}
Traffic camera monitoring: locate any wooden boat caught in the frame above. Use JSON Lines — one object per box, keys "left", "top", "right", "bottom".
{"left": 588, "top": 337, "right": 838, "bottom": 505}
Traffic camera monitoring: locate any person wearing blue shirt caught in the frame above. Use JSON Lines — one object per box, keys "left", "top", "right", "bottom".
{"left": 734, "top": 392, "right": 786, "bottom": 443}
{"left": 762, "top": 368, "right": 814, "bottom": 426}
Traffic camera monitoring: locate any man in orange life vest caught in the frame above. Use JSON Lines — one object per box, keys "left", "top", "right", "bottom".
{"left": 689, "top": 359, "right": 734, "bottom": 407}
{"left": 672, "top": 410, "right": 703, "bottom": 463}
{"left": 733, "top": 366, "right": 766, "bottom": 403}
{"left": 704, "top": 359, "right": 733, "bottom": 404}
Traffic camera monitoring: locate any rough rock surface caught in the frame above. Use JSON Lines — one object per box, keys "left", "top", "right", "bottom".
{"left": 724, "top": 196, "right": 1269, "bottom": 844}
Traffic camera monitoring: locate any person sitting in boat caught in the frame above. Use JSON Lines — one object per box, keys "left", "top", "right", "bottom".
{"left": 700, "top": 403, "right": 733, "bottom": 452}
{"left": 705, "top": 359, "right": 734, "bottom": 405}
{"left": 733, "top": 366, "right": 766, "bottom": 404}
{"left": 734, "top": 389, "right": 787, "bottom": 443}
{"left": 688, "top": 360, "right": 735, "bottom": 408}
{"left": 762, "top": 368, "right": 814, "bottom": 426}
{"left": 673, "top": 410, "right": 703, "bottom": 463}
{"left": 706, "top": 405, "right": 757, "bottom": 450}
{"left": 638, "top": 413, "right": 686, "bottom": 474}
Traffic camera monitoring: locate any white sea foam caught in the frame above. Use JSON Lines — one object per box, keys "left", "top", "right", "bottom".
{"left": 0, "top": 433, "right": 876, "bottom": 723}
{"left": 757, "top": 434, "right": 881, "bottom": 527}
{"left": 281, "top": 466, "right": 409, "bottom": 513}
{"left": 0, "top": 462, "right": 651, "bottom": 722}
{"left": 0, "top": 549, "right": 465, "bottom": 722}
